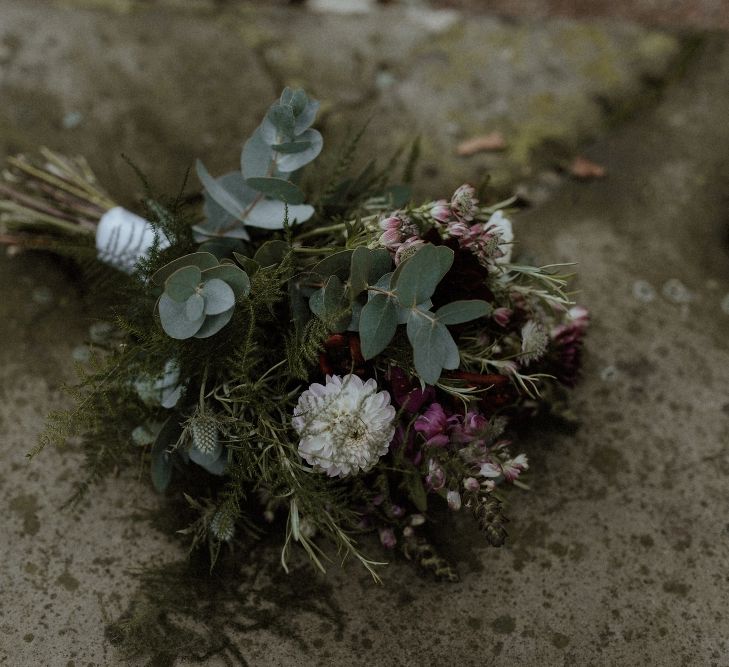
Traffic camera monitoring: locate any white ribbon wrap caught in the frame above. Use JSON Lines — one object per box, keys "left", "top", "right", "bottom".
{"left": 95, "top": 207, "right": 170, "bottom": 273}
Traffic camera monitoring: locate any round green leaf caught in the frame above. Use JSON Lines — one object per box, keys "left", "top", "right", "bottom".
{"left": 185, "top": 292, "right": 205, "bottom": 320}
{"left": 275, "top": 129, "right": 323, "bottom": 173}
{"left": 194, "top": 307, "right": 235, "bottom": 338}
{"left": 394, "top": 244, "right": 453, "bottom": 306}
{"left": 151, "top": 252, "right": 218, "bottom": 286}
{"left": 158, "top": 294, "right": 205, "bottom": 339}
{"left": 165, "top": 265, "right": 201, "bottom": 302}
{"left": 435, "top": 300, "right": 492, "bottom": 325}
{"left": 245, "top": 177, "right": 305, "bottom": 204}
{"left": 359, "top": 293, "right": 399, "bottom": 359}
{"left": 241, "top": 129, "right": 274, "bottom": 179}
{"left": 202, "top": 264, "right": 250, "bottom": 298}
{"left": 201, "top": 279, "right": 235, "bottom": 315}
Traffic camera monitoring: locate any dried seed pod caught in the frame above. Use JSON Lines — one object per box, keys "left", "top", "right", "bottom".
{"left": 473, "top": 495, "right": 509, "bottom": 547}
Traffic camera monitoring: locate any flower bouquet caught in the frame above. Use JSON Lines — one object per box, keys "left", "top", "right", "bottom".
{"left": 2, "top": 88, "right": 587, "bottom": 581}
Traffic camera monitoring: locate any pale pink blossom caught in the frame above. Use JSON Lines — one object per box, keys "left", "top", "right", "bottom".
{"left": 502, "top": 454, "right": 529, "bottom": 481}
{"left": 430, "top": 199, "right": 452, "bottom": 224}
{"left": 378, "top": 212, "right": 418, "bottom": 250}
{"left": 394, "top": 237, "right": 425, "bottom": 265}
{"left": 492, "top": 307, "right": 512, "bottom": 328}
{"left": 426, "top": 459, "right": 446, "bottom": 491}
{"left": 463, "top": 476, "right": 480, "bottom": 492}
{"left": 451, "top": 184, "right": 478, "bottom": 221}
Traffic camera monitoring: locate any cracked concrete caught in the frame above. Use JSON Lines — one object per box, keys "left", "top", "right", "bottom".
{"left": 1, "top": 1, "right": 729, "bottom": 665}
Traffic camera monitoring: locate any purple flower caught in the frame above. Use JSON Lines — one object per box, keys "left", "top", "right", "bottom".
{"left": 388, "top": 367, "right": 435, "bottom": 414}
{"left": 413, "top": 403, "right": 457, "bottom": 447}
{"left": 451, "top": 411, "right": 489, "bottom": 446}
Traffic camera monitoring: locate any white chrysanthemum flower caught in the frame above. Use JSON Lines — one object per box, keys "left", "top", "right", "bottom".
{"left": 520, "top": 320, "right": 548, "bottom": 365}
{"left": 292, "top": 374, "right": 397, "bottom": 477}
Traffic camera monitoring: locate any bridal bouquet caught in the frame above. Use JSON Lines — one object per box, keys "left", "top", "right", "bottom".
{"left": 1, "top": 88, "right": 587, "bottom": 580}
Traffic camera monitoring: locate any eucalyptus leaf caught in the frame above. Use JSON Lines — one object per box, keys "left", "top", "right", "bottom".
{"left": 408, "top": 316, "right": 460, "bottom": 384}
{"left": 289, "top": 279, "right": 312, "bottom": 328}
{"left": 245, "top": 177, "right": 304, "bottom": 204}
{"left": 405, "top": 472, "right": 428, "bottom": 512}
{"left": 193, "top": 307, "right": 235, "bottom": 338}
{"left": 275, "top": 129, "right": 323, "bottom": 173}
{"left": 244, "top": 198, "right": 314, "bottom": 229}
{"left": 253, "top": 239, "right": 289, "bottom": 267}
{"left": 350, "top": 247, "right": 392, "bottom": 298}
{"left": 397, "top": 300, "right": 432, "bottom": 324}
{"left": 158, "top": 294, "right": 204, "bottom": 339}
{"left": 272, "top": 139, "right": 312, "bottom": 154}
{"left": 294, "top": 98, "right": 320, "bottom": 135}
{"left": 196, "top": 160, "right": 249, "bottom": 220}
{"left": 185, "top": 292, "right": 205, "bottom": 320}
{"left": 152, "top": 252, "right": 218, "bottom": 287}
{"left": 151, "top": 416, "right": 181, "bottom": 493}
{"left": 200, "top": 264, "right": 250, "bottom": 298}
{"left": 261, "top": 104, "right": 295, "bottom": 144}
{"left": 287, "top": 88, "right": 308, "bottom": 116}
{"left": 197, "top": 237, "right": 247, "bottom": 260}
{"left": 347, "top": 300, "right": 363, "bottom": 331}
{"left": 201, "top": 278, "right": 236, "bottom": 315}
{"left": 359, "top": 293, "right": 398, "bottom": 359}
{"left": 435, "top": 300, "right": 492, "bottom": 325}
{"left": 233, "top": 252, "right": 260, "bottom": 277}
{"left": 241, "top": 129, "right": 274, "bottom": 179}
{"left": 311, "top": 250, "right": 353, "bottom": 280}
{"left": 309, "top": 286, "right": 325, "bottom": 317}
{"left": 394, "top": 244, "right": 454, "bottom": 307}
{"left": 165, "top": 265, "right": 201, "bottom": 302}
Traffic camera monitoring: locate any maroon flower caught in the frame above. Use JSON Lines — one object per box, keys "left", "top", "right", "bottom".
{"left": 387, "top": 367, "right": 434, "bottom": 413}
{"left": 413, "top": 402, "right": 458, "bottom": 447}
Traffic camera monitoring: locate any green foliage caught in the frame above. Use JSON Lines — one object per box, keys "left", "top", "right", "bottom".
{"left": 196, "top": 88, "right": 321, "bottom": 237}
{"left": 155, "top": 253, "right": 250, "bottom": 340}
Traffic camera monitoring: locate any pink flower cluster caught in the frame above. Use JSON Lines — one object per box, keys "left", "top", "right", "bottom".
{"left": 410, "top": 399, "right": 529, "bottom": 492}
{"left": 378, "top": 212, "right": 419, "bottom": 251}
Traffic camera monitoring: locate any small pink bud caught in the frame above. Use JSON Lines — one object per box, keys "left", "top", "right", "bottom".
{"left": 430, "top": 200, "right": 452, "bottom": 223}
{"left": 410, "top": 513, "right": 426, "bottom": 526}
{"left": 403, "top": 526, "right": 414, "bottom": 538}
{"left": 493, "top": 307, "right": 512, "bottom": 328}
{"left": 463, "top": 477, "right": 480, "bottom": 492}
{"left": 379, "top": 527, "right": 397, "bottom": 549}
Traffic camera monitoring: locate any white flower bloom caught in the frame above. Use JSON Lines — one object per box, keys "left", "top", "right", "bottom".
{"left": 478, "top": 461, "right": 501, "bottom": 478}
{"left": 292, "top": 374, "right": 396, "bottom": 477}
{"left": 447, "top": 490, "right": 462, "bottom": 511}
{"left": 484, "top": 210, "right": 513, "bottom": 264}
{"left": 520, "top": 320, "right": 548, "bottom": 365}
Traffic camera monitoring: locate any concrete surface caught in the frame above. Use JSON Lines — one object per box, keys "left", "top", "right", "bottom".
{"left": 1, "top": 1, "right": 729, "bottom": 665}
